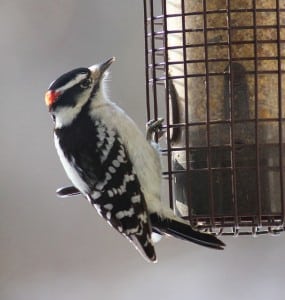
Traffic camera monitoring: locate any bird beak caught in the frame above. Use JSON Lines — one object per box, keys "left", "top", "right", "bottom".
{"left": 99, "top": 57, "right": 115, "bottom": 73}
{"left": 89, "top": 57, "right": 115, "bottom": 80}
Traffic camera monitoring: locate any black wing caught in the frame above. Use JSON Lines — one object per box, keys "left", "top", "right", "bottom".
{"left": 56, "top": 113, "right": 156, "bottom": 262}
{"left": 88, "top": 137, "right": 157, "bottom": 263}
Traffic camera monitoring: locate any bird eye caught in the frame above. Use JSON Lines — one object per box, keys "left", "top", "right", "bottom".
{"left": 80, "top": 78, "right": 92, "bottom": 89}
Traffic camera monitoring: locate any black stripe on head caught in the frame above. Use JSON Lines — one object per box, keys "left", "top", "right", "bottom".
{"left": 48, "top": 68, "right": 90, "bottom": 91}
{"left": 48, "top": 68, "right": 92, "bottom": 110}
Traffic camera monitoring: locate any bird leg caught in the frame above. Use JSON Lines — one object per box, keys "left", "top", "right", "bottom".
{"left": 146, "top": 118, "right": 165, "bottom": 143}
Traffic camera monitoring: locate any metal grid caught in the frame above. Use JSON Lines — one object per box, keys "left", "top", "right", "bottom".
{"left": 144, "top": 0, "right": 285, "bottom": 235}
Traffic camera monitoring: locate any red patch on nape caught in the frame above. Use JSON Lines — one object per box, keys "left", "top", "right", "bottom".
{"left": 45, "top": 90, "right": 61, "bottom": 107}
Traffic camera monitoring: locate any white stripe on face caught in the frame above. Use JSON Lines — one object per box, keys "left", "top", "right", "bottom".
{"left": 55, "top": 73, "right": 88, "bottom": 93}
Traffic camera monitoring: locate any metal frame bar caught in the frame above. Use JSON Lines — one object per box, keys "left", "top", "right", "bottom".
{"left": 143, "top": 0, "right": 285, "bottom": 235}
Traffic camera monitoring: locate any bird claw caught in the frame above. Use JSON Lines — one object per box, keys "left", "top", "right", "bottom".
{"left": 146, "top": 118, "right": 165, "bottom": 143}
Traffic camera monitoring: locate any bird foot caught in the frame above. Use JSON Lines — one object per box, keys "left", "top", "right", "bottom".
{"left": 146, "top": 118, "right": 165, "bottom": 143}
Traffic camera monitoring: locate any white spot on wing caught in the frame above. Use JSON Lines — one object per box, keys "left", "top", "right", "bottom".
{"left": 131, "top": 195, "right": 141, "bottom": 204}
{"left": 136, "top": 228, "right": 144, "bottom": 236}
{"left": 95, "top": 182, "right": 105, "bottom": 191}
{"left": 118, "top": 149, "right": 125, "bottom": 158}
{"left": 117, "top": 155, "right": 125, "bottom": 163}
{"left": 125, "top": 226, "right": 139, "bottom": 235}
{"left": 107, "top": 190, "right": 114, "bottom": 197}
{"left": 107, "top": 136, "right": 115, "bottom": 145}
{"left": 105, "top": 172, "right": 112, "bottom": 181}
{"left": 104, "top": 204, "right": 113, "bottom": 210}
{"left": 112, "top": 159, "right": 120, "bottom": 168}
{"left": 115, "top": 173, "right": 136, "bottom": 196}
{"left": 97, "top": 132, "right": 105, "bottom": 141}
{"left": 138, "top": 212, "right": 148, "bottom": 224}
{"left": 91, "top": 191, "right": 101, "bottom": 200}
{"left": 101, "top": 149, "right": 109, "bottom": 161}
{"left": 108, "top": 166, "right": 116, "bottom": 174}
{"left": 116, "top": 207, "right": 135, "bottom": 219}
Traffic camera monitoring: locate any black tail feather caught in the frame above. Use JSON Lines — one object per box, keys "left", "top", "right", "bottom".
{"left": 129, "top": 234, "right": 157, "bottom": 263}
{"left": 150, "top": 213, "right": 225, "bottom": 250}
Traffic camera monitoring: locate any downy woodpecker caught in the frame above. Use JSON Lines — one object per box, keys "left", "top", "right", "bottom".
{"left": 45, "top": 58, "right": 225, "bottom": 262}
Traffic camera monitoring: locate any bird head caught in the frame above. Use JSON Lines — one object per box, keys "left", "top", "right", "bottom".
{"left": 45, "top": 57, "right": 115, "bottom": 127}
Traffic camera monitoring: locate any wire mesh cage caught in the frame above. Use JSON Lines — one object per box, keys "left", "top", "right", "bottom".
{"left": 144, "top": 0, "right": 285, "bottom": 235}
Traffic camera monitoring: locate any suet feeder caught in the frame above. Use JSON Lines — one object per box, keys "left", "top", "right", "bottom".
{"left": 144, "top": 0, "right": 285, "bottom": 235}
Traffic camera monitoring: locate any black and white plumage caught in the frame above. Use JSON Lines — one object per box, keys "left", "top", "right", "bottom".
{"left": 45, "top": 57, "right": 225, "bottom": 263}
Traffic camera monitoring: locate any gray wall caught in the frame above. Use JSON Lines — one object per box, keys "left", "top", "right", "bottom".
{"left": 1, "top": 1, "right": 284, "bottom": 299}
